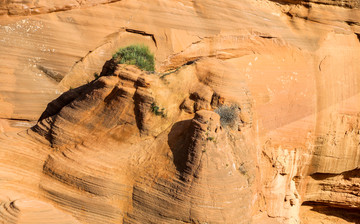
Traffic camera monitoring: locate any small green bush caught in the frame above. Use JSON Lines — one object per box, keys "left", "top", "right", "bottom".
{"left": 215, "top": 104, "right": 239, "bottom": 127}
{"left": 93, "top": 72, "right": 100, "bottom": 80}
{"left": 151, "top": 102, "right": 166, "bottom": 118}
{"left": 112, "top": 44, "right": 155, "bottom": 72}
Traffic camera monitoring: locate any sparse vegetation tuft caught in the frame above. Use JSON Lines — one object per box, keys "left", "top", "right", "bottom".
{"left": 93, "top": 72, "right": 100, "bottom": 80}
{"left": 238, "top": 163, "right": 247, "bottom": 175}
{"left": 151, "top": 102, "right": 166, "bottom": 118}
{"left": 215, "top": 104, "right": 240, "bottom": 128}
{"left": 112, "top": 44, "right": 155, "bottom": 72}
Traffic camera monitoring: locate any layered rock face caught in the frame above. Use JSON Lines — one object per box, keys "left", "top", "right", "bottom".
{"left": 272, "top": 0, "right": 360, "bottom": 8}
{"left": 0, "top": 0, "right": 122, "bottom": 16}
{"left": 0, "top": 0, "right": 360, "bottom": 223}
{"left": 1, "top": 62, "right": 257, "bottom": 223}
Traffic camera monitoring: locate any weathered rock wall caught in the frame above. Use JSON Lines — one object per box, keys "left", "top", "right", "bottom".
{"left": 0, "top": 0, "right": 359, "bottom": 223}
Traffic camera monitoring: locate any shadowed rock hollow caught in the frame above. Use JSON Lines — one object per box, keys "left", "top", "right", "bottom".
{"left": 0, "top": 0, "right": 360, "bottom": 223}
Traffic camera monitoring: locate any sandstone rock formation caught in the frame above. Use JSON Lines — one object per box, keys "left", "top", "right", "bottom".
{"left": 0, "top": 0, "right": 360, "bottom": 223}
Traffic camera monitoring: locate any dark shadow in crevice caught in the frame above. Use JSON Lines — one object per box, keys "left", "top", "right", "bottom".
{"left": 30, "top": 77, "right": 107, "bottom": 145}
{"left": 302, "top": 202, "right": 360, "bottom": 223}
{"left": 346, "top": 21, "right": 359, "bottom": 26}
{"left": 309, "top": 172, "right": 339, "bottom": 180}
{"left": 267, "top": 0, "right": 311, "bottom": 8}
{"left": 36, "top": 82, "right": 93, "bottom": 122}
{"left": 342, "top": 168, "right": 360, "bottom": 179}
{"left": 310, "top": 168, "right": 360, "bottom": 180}
{"left": 124, "top": 28, "right": 158, "bottom": 47}
{"left": 355, "top": 33, "right": 360, "bottom": 42}
{"left": 167, "top": 119, "right": 194, "bottom": 173}
{"left": 132, "top": 92, "right": 144, "bottom": 133}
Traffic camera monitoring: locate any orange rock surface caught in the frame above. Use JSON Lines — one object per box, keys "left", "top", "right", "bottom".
{"left": 0, "top": 0, "right": 360, "bottom": 223}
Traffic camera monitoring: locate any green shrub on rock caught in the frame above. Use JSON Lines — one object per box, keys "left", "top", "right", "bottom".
{"left": 112, "top": 44, "right": 155, "bottom": 72}
{"left": 215, "top": 104, "right": 240, "bottom": 128}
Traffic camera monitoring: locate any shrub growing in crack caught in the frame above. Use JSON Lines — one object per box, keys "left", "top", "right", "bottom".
{"left": 151, "top": 102, "right": 166, "bottom": 118}
{"left": 215, "top": 104, "right": 240, "bottom": 128}
{"left": 238, "top": 163, "right": 247, "bottom": 175}
{"left": 113, "top": 44, "right": 155, "bottom": 72}
{"left": 93, "top": 72, "right": 100, "bottom": 80}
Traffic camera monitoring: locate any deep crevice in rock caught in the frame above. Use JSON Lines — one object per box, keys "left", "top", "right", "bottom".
{"left": 124, "top": 28, "right": 157, "bottom": 47}
{"left": 355, "top": 33, "right": 360, "bottom": 42}
{"left": 302, "top": 202, "right": 360, "bottom": 222}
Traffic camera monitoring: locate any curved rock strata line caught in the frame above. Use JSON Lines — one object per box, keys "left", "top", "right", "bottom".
{"left": 0, "top": 0, "right": 123, "bottom": 17}
{"left": 269, "top": 0, "right": 360, "bottom": 8}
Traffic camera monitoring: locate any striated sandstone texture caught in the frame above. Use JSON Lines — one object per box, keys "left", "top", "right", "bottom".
{"left": 0, "top": 0, "right": 360, "bottom": 223}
